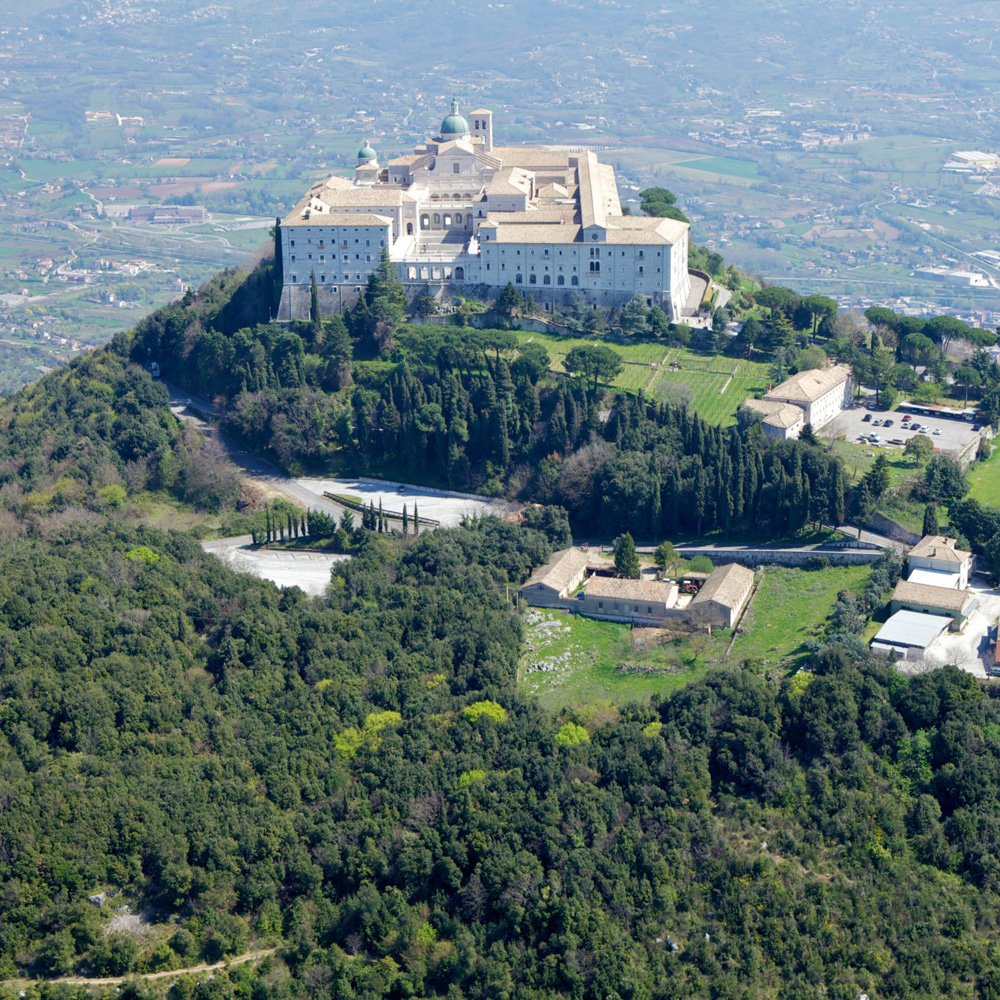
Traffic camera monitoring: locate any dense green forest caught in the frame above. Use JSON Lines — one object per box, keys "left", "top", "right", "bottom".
{"left": 1, "top": 260, "right": 1000, "bottom": 999}
{"left": 2, "top": 514, "right": 1000, "bottom": 999}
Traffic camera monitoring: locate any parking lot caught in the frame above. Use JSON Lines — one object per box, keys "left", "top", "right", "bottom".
{"left": 821, "top": 402, "right": 981, "bottom": 457}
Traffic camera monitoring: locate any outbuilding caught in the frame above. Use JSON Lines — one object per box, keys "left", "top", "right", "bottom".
{"left": 520, "top": 548, "right": 590, "bottom": 609}
{"left": 687, "top": 562, "right": 755, "bottom": 628}
{"left": 870, "top": 610, "right": 951, "bottom": 660}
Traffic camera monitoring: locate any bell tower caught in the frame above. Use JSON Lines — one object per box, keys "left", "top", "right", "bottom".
{"left": 470, "top": 108, "right": 494, "bottom": 152}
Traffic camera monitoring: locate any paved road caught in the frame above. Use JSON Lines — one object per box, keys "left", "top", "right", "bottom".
{"left": 163, "top": 380, "right": 345, "bottom": 519}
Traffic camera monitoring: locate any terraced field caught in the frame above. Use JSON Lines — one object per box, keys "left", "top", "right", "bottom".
{"left": 650, "top": 350, "right": 770, "bottom": 424}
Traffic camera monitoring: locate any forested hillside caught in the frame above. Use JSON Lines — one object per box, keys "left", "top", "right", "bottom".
{"left": 2, "top": 263, "right": 1000, "bottom": 999}
{"left": 2, "top": 515, "right": 1000, "bottom": 999}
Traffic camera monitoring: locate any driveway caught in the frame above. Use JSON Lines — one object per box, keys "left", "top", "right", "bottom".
{"left": 915, "top": 579, "right": 1000, "bottom": 678}
{"left": 202, "top": 536, "right": 350, "bottom": 596}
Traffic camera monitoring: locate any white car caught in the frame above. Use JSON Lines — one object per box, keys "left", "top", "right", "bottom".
{"left": 933, "top": 427, "right": 942, "bottom": 435}
{"left": 919, "top": 427, "right": 929, "bottom": 434}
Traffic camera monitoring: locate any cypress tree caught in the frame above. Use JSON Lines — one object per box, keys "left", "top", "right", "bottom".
{"left": 310, "top": 270, "right": 320, "bottom": 327}
{"left": 413, "top": 502, "right": 420, "bottom": 535}
{"left": 923, "top": 502, "right": 939, "bottom": 537}
{"left": 402, "top": 504, "right": 409, "bottom": 534}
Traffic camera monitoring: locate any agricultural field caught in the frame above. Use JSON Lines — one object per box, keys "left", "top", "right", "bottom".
{"left": 650, "top": 348, "right": 770, "bottom": 424}
{"left": 511, "top": 330, "right": 668, "bottom": 394}
{"left": 519, "top": 608, "right": 712, "bottom": 710}
{"left": 730, "top": 563, "right": 873, "bottom": 668}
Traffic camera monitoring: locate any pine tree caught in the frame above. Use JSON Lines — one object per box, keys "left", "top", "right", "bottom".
{"left": 613, "top": 532, "right": 641, "bottom": 579}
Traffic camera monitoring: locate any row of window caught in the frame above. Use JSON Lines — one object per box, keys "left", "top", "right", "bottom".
{"left": 290, "top": 237, "right": 385, "bottom": 248}
{"left": 290, "top": 275, "right": 364, "bottom": 284}
{"left": 596, "top": 602, "right": 654, "bottom": 613}
{"left": 487, "top": 247, "right": 660, "bottom": 258}
{"left": 291, "top": 254, "right": 373, "bottom": 264}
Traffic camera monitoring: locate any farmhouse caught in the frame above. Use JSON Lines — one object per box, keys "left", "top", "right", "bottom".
{"left": 890, "top": 579, "right": 976, "bottom": 631}
{"left": 277, "top": 100, "right": 691, "bottom": 320}
{"left": 687, "top": 562, "right": 755, "bottom": 628}
{"left": 574, "top": 575, "right": 680, "bottom": 626}
{"left": 520, "top": 547, "right": 590, "bottom": 608}
{"left": 763, "top": 364, "right": 853, "bottom": 432}
{"left": 906, "top": 535, "right": 972, "bottom": 590}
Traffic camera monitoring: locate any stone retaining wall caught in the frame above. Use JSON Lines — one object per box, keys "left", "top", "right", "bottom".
{"left": 863, "top": 512, "right": 920, "bottom": 546}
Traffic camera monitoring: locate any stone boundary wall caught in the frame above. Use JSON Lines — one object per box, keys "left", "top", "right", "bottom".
{"left": 863, "top": 512, "right": 920, "bottom": 546}
{"left": 671, "top": 547, "right": 882, "bottom": 567}
{"left": 356, "top": 476, "right": 500, "bottom": 506}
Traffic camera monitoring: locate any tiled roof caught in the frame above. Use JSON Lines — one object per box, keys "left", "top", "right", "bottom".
{"left": 765, "top": 365, "right": 851, "bottom": 404}
{"left": 689, "top": 563, "right": 755, "bottom": 610}
{"left": 743, "top": 398, "right": 805, "bottom": 429}
{"left": 909, "top": 535, "right": 971, "bottom": 565}
{"left": 585, "top": 575, "right": 677, "bottom": 604}
{"left": 892, "top": 580, "right": 971, "bottom": 612}
{"left": 523, "top": 548, "right": 590, "bottom": 593}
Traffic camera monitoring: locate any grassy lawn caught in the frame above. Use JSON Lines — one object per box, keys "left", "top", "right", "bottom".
{"left": 519, "top": 608, "right": 713, "bottom": 710}
{"left": 731, "top": 564, "right": 873, "bottom": 668}
{"left": 969, "top": 446, "right": 1000, "bottom": 506}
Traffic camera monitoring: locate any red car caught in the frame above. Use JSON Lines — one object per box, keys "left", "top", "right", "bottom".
{"left": 902, "top": 414, "right": 912, "bottom": 422}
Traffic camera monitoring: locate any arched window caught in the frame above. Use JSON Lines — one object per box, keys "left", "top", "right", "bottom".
{"left": 407, "top": 266, "right": 417, "bottom": 279}
{"left": 529, "top": 273, "right": 537, "bottom": 284}
{"left": 421, "top": 215, "right": 430, "bottom": 230}
{"left": 406, "top": 223, "right": 413, "bottom": 235}
{"left": 433, "top": 214, "right": 440, "bottom": 225}
{"left": 557, "top": 275, "right": 565, "bottom": 286}
{"left": 444, "top": 215, "right": 452, "bottom": 226}
{"left": 455, "top": 213, "right": 463, "bottom": 224}
{"left": 571, "top": 276, "right": 579, "bottom": 286}
{"left": 543, "top": 274, "right": 551, "bottom": 285}
{"left": 454, "top": 266, "right": 464, "bottom": 280}
{"left": 515, "top": 273, "right": 523, "bottom": 284}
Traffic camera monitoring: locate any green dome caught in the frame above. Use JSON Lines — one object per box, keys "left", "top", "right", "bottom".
{"left": 440, "top": 99, "right": 469, "bottom": 136}
{"left": 357, "top": 141, "right": 377, "bottom": 160}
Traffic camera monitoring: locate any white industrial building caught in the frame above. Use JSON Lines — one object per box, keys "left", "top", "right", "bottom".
{"left": 277, "top": 101, "right": 691, "bottom": 321}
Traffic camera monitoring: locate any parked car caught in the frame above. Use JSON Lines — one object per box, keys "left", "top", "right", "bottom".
{"left": 869, "top": 433, "right": 881, "bottom": 443}
{"left": 884, "top": 419, "right": 894, "bottom": 428}
{"left": 862, "top": 413, "right": 872, "bottom": 422}
{"left": 902, "top": 414, "right": 912, "bottom": 422}
{"left": 933, "top": 427, "right": 942, "bottom": 435}
{"left": 919, "top": 427, "right": 929, "bottom": 434}
{"left": 973, "top": 424, "right": 982, "bottom": 432}
{"left": 910, "top": 422, "right": 921, "bottom": 431}
{"left": 873, "top": 418, "right": 883, "bottom": 426}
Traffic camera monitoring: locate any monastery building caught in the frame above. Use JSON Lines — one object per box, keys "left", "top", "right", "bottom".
{"left": 277, "top": 101, "right": 691, "bottom": 321}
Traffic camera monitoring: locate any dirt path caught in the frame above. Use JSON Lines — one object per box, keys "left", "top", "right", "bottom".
{"left": 2, "top": 948, "right": 276, "bottom": 988}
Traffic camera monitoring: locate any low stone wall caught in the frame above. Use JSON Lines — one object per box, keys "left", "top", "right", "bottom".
{"left": 672, "top": 547, "right": 882, "bottom": 567}
{"left": 863, "top": 512, "right": 920, "bottom": 547}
